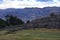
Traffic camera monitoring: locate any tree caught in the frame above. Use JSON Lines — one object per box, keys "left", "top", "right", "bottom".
{"left": 50, "top": 13, "right": 56, "bottom": 17}
{"left": 9, "top": 15, "right": 16, "bottom": 25}
{"left": 5, "top": 15, "right": 24, "bottom": 25}
{"left": 26, "top": 20, "right": 30, "bottom": 23}
{"left": 17, "top": 18, "right": 24, "bottom": 25}
{"left": 0, "top": 18, "right": 6, "bottom": 28}
{"left": 5, "top": 15, "right": 10, "bottom": 26}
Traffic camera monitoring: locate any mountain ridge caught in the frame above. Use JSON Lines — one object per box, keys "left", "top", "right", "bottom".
{"left": 0, "top": 7, "right": 60, "bottom": 22}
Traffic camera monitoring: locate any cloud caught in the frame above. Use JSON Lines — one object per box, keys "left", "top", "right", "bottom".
{"left": 0, "top": 0, "right": 60, "bottom": 9}
{"left": 36, "top": 0, "right": 53, "bottom": 2}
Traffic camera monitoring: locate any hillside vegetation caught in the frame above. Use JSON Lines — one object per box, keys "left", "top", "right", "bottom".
{"left": 0, "top": 13, "right": 60, "bottom": 31}
{"left": 5, "top": 13, "right": 60, "bottom": 31}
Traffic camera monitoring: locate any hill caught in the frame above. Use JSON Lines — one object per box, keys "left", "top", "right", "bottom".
{"left": 0, "top": 7, "right": 60, "bottom": 22}
{"left": 5, "top": 14, "right": 60, "bottom": 31}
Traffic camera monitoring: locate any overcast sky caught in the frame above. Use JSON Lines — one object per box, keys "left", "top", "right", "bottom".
{"left": 0, "top": 0, "right": 60, "bottom": 9}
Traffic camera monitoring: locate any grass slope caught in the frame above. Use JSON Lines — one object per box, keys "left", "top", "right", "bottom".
{"left": 0, "top": 28, "right": 60, "bottom": 40}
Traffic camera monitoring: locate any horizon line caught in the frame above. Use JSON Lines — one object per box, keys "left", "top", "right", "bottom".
{"left": 0, "top": 6, "right": 60, "bottom": 9}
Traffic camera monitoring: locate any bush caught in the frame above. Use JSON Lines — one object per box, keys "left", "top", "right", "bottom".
{"left": 4, "top": 29, "right": 17, "bottom": 35}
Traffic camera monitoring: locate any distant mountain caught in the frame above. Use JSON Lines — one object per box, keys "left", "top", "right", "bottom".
{"left": 0, "top": 7, "right": 60, "bottom": 22}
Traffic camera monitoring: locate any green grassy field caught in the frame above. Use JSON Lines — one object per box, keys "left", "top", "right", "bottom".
{"left": 0, "top": 28, "right": 60, "bottom": 40}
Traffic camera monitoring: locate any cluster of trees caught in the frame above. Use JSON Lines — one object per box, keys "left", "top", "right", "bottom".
{"left": 0, "top": 15, "right": 25, "bottom": 29}
{"left": 5, "top": 15, "right": 24, "bottom": 26}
